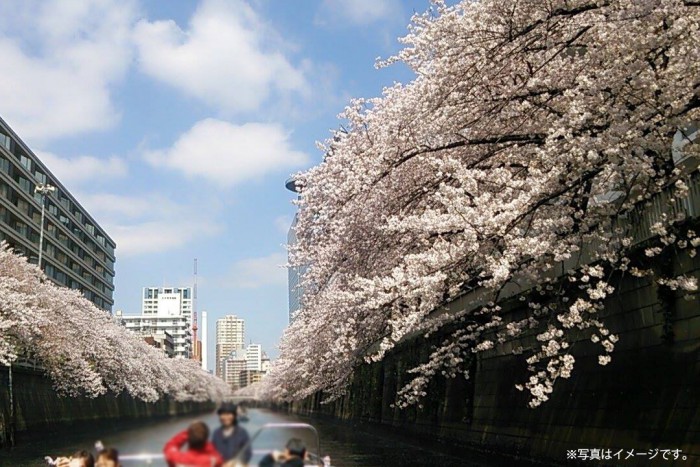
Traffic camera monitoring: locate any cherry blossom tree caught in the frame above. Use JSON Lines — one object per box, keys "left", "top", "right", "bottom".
{"left": 0, "top": 242, "right": 230, "bottom": 402}
{"left": 266, "top": 0, "right": 700, "bottom": 408}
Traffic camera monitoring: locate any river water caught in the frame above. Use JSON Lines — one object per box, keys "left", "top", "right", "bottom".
{"left": 2, "top": 408, "right": 520, "bottom": 466}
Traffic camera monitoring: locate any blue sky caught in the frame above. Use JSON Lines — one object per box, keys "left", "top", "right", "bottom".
{"left": 0, "top": 0, "right": 431, "bottom": 367}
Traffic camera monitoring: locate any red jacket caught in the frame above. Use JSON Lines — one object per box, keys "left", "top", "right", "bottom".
{"left": 164, "top": 430, "right": 224, "bottom": 467}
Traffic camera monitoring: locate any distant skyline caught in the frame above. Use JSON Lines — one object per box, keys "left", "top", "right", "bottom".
{"left": 0, "top": 0, "right": 434, "bottom": 362}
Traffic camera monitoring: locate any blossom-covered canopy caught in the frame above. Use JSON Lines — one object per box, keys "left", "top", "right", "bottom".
{"left": 265, "top": 0, "right": 700, "bottom": 407}
{"left": 0, "top": 243, "right": 230, "bottom": 402}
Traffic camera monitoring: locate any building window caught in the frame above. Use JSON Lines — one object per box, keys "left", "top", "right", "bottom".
{"left": 14, "top": 219, "right": 28, "bottom": 236}
{"left": 34, "top": 171, "right": 47, "bottom": 184}
{"left": 56, "top": 250, "right": 67, "bottom": 264}
{"left": 16, "top": 198, "right": 30, "bottom": 215}
{"left": 58, "top": 192, "right": 70, "bottom": 211}
{"left": 0, "top": 133, "right": 11, "bottom": 151}
{"left": 17, "top": 176, "right": 32, "bottom": 194}
{"left": 19, "top": 154, "right": 31, "bottom": 172}
{"left": 0, "top": 156, "right": 10, "bottom": 174}
{"left": 54, "top": 270, "right": 66, "bottom": 283}
{"left": 58, "top": 232, "right": 69, "bottom": 247}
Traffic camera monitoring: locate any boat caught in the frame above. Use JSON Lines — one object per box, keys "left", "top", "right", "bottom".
{"left": 45, "top": 423, "right": 332, "bottom": 466}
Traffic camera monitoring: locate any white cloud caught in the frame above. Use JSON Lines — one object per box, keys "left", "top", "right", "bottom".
{"left": 315, "top": 0, "right": 402, "bottom": 27}
{"left": 224, "top": 252, "right": 287, "bottom": 289}
{"left": 108, "top": 220, "right": 220, "bottom": 257}
{"left": 77, "top": 191, "right": 222, "bottom": 257}
{"left": 74, "top": 192, "right": 150, "bottom": 219}
{"left": 0, "top": 0, "right": 136, "bottom": 142}
{"left": 145, "top": 118, "right": 309, "bottom": 187}
{"left": 36, "top": 151, "right": 128, "bottom": 187}
{"left": 133, "top": 0, "right": 307, "bottom": 113}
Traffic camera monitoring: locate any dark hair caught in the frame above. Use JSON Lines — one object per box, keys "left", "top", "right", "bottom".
{"left": 217, "top": 403, "right": 238, "bottom": 425}
{"left": 98, "top": 447, "right": 119, "bottom": 462}
{"left": 72, "top": 450, "right": 95, "bottom": 467}
{"left": 188, "top": 421, "right": 210, "bottom": 450}
{"left": 285, "top": 438, "right": 306, "bottom": 458}
{"left": 217, "top": 403, "right": 237, "bottom": 415}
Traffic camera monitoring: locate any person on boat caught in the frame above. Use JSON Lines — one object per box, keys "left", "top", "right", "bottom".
{"left": 258, "top": 438, "right": 306, "bottom": 467}
{"left": 237, "top": 403, "right": 250, "bottom": 422}
{"left": 55, "top": 450, "right": 95, "bottom": 467}
{"left": 212, "top": 402, "right": 252, "bottom": 464}
{"left": 96, "top": 447, "right": 120, "bottom": 467}
{"left": 163, "top": 421, "right": 223, "bottom": 467}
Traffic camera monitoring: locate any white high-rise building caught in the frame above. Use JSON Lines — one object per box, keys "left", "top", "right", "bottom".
{"left": 261, "top": 354, "right": 271, "bottom": 373}
{"left": 224, "top": 349, "right": 247, "bottom": 389}
{"left": 223, "top": 344, "right": 270, "bottom": 390}
{"left": 216, "top": 315, "right": 245, "bottom": 378}
{"left": 118, "top": 287, "right": 193, "bottom": 358}
{"left": 246, "top": 344, "right": 263, "bottom": 371}
{"left": 201, "top": 311, "right": 208, "bottom": 372}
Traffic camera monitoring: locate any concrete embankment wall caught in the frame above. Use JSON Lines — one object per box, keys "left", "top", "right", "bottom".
{"left": 0, "top": 366, "right": 214, "bottom": 448}
{"left": 283, "top": 247, "right": 700, "bottom": 465}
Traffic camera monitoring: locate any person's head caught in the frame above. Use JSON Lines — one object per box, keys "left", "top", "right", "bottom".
{"left": 96, "top": 448, "right": 119, "bottom": 467}
{"left": 285, "top": 438, "right": 306, "bottom": 459}
{"left": 187, "top": 421, "right": 210, "bottom": 451}
{"left": 70, "top": 451, "right": 95, "bottom": 467}
{"left": 217, "top": 402, "right": 237, "bottom": 427}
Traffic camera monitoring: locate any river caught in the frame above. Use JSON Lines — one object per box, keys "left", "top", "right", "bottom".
{"left": 2, "top": 408, "right": 524, "bottom": 466}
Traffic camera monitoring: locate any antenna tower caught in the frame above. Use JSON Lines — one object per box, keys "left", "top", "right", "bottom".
{"left": 192, "top": 258, "right": 199, "bottom": 360}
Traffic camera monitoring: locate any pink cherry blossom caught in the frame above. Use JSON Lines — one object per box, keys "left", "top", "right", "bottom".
{"left": 265, "top": 0, "right": 700, "bottom": 408}
{"left": 0, "top": 242, "right": 230, "bottom": 402}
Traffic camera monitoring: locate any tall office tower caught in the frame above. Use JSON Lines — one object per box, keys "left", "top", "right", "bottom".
{"left": 215, "top": 315, "right": 245, "bottom": 378}
{"left": 0, "top": 116, "right": 116, "bottom": 310}
{"left": 192, "top": 258, "right": 199, "bottom": 362}
{"left": 285, "top": 177, "right": 304, "bottom": 323}
{"left": 246, "top": 343, "right": 263, "bottom": 372}
{"left": 119, "top": 287, "right": 193, "bottom": 358}
{"left": 201, "top": 311, "right": 208, "bottom": 372}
